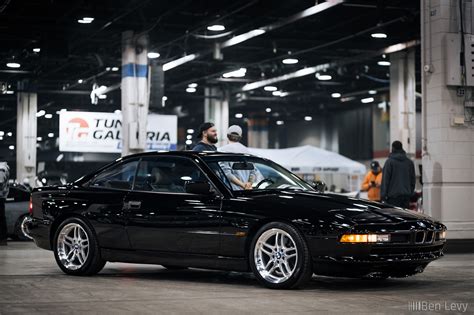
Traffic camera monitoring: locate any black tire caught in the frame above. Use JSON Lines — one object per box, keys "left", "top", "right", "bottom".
{"left": 14, "top": 214, "right": 32, "bottom": 241}
{"left": 249, "top": 222, "right": 313, "bottom": 289}
{"left": 53, "top": 217, "right": 106, "bottom": 276}
{"left": 162, "top": 265, "right": 188, "bottom": 270}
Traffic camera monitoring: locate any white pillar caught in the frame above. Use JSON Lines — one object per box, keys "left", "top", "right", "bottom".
{"left": 121, "top": 31, "right": 149, "bottom": 157}
{"left": 390, "top": 49, "right": 417, "bottom": 156}
{"left": 204, "top": 87, "right": 229, "bottom": 146}
{"left": 16, "top": 83, "right": 37, "bottom": 185}
{"left": 421, "top": 0, "right": 474, "bottom": 239}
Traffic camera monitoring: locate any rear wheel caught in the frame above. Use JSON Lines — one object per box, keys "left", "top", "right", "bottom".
{"left": 13, "top": 215, "right": 33, "bottom": 241}
{"left": 53, "top": 217, "right": 106, "bottom": 276}
{"left": 250, "top": 222, "right": 313, "bottom": 289}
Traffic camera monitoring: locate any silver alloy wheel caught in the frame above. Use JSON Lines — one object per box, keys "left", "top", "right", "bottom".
{"left": 254, "top": 228, "right": 298, "bottom": 284}
{"left": 57, "top": 223, "right": 89, "bottom": 270}
{"left": 20, "top": 216, "right": 33, "bottom": 240}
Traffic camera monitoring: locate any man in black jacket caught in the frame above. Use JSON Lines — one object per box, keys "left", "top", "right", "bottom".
{"left": 380, "top": 141, "right": 416, "bottom": 208}
{"left": 192, "top": 122, "right": 218, "bottom": 152}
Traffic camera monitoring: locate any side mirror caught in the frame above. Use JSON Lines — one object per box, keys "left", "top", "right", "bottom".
{"left": 185, "top": 182, "right": 213, "bottom": 195}
{"left": 312, "top": 180, "right": 327, "bottom": 193}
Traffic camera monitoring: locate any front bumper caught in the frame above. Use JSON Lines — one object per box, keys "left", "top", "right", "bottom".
{"left": 27, "top": 216, "right": 52, "bottom": 250}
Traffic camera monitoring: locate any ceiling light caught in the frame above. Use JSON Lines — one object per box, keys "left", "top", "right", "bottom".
{"left": 276, "top": 120, "right": 284, "bottom": 125}
{"left": 6, "top": 62, "right": 20, "bottom": 68}
{"left": 37, "top": 137, "right": 42, "bottom": 141}
{"left": 48, "top": 133, "right": 54, "bottom": 138}
{"left": 368, "top": 90, "right": 377, "bottom": 95}
{"left": 77, "top": 79, "right": 83, "bottom": 84}
{"left": 186, "top": 135, "right": 192, "bottom": 140}
{"left": 7, "top": 132, "right": 12, "bottom": 137}
{"left": 188, "top": 83, "right": 198, "bottom": 88}
{"left": 223, "top": 68, "right": 247, "bottom": 78}
{"left": 98, "top": 94, "right": 107, "bottom": 99}
{"left": 36, "top": 110, "right": 46, "bottom": 118}
{"left": 33, "top": 48, "right": 41, "bottom": 53}
{"left": 0, "top": 131, "right": 3, "bottom": 136}
{"left": 114, "top": 109, "right": 121, "bottom": 114}
{"left": 187, "top": 129, "right": 194, "bottom": 134}
{"left": 0, "top": 137, "right": 3, "bottom": 140}
{"left": 8, "top": 145, "right": 14, "bottom": 150}
{"left": 163, "top": 54, "right": 197, "bottom": 72}
{"left": 265, "top": 107, "right": 272, "bottom": 113}
{"left": 282, "top": 58, "right": 299, "bottom": 64}
{"left": 185, "top": 140, "right": 193, "bottom": 145}
{"left": 371, "top": 33, "right": 387, "bottom": 38}
{"left": 361, "top": 97, "right": 375, "bottom": 104}
{"left": 5, "top": 90, "right": 14, "bottom": 95}
{"left": 78, "top": 17, "right": 94, "bottom": 24}
{"left": 111, "top": 67, "right": 119, "bottom": 71}
{"left": 304, "top": 116, "right": 312, "bottom": 121}
{"left": 272, "top": 91, "right": 282, "bottom": 96}
{"left": 105, "top": 67, "right": 111, "bottom": 71}
{"left": 331, "top": 93, "right": 341, "bottom": 98}
{"left": 147, "top": 52, "right": 160, "bottom": 59}
{"left": 264, "top": 86, "right": 277, "bottom": 91}
{"left": 377, "top": 61, "right": 391, "bottom": 66}
{"left": 207, "top": 25, "right": 225, "bottom": 32}
{"left": 186, "top": 87, "right": 196, "bottom": 93}
{"left": 222, "top": 29, "right": 265, "bottom": 47}
{"left": 235, "top": 113, "right": 243, "bottom": 119}
{"left": 44, "top": 113, "right": 53, "bottom": 119}
{"left": 316, "top": 73, "right": 332, "bottom": 80}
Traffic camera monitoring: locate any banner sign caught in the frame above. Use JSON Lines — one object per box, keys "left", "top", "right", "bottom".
{"left": 59, "top": 111, "right": 177, "bottom": 153}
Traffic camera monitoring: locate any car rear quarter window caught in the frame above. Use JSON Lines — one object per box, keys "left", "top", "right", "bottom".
{"left": 88, "top": 160, "right": 138, "bottom": 190}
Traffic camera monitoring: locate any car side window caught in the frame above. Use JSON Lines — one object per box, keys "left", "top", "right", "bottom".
{"left": 88, "top": 160, "right": 138, "bottom": 190}
{"left": 133, "top": 157, "right": 208, "bottom": 193}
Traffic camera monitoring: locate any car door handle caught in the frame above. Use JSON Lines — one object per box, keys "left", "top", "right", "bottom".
{"left": 125, "top": 201, "right": 142, "bottom": 209}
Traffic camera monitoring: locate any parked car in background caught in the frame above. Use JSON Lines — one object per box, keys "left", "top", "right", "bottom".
{"left": 35, "top": 171, "right": 68, "bottom": 187}
{"left": 6, "top": 183, "right": 32, "bottom": 240}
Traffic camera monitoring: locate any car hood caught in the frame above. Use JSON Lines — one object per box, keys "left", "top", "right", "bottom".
{"left": 238, "top": 190, "right": 438, "bottom": 225}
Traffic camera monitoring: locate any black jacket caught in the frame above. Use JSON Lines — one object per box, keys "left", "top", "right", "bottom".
{"left": 192, "top": 142, "right": 217, "bottom": 152}
{"left": 380, "top": 150, "right": 416, "bottom": 200}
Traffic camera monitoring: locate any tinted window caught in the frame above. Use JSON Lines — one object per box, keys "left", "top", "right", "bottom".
{"left": 89, "top": 160, "right": 138, "bottom": 190}
{"left": 134, "top": 157, "right": 207, "bottom": 193}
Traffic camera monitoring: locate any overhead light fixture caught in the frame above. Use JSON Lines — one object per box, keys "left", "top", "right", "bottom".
{"left": 185, "top": 140, "right": 193, "bottom": 145}
{"left": 56, "top": 109, "right": 67, "bottom": 115}
{"left": 235, "top": 113, "right": 243, "bottom": 119}
{"left": 207, "top": 25, "right": 225, "bottom": 32}
{"left": 44, "top": 113, "right": 53, "bottom": 119}
{"left": 282, "top": 58, "right": 299, "bottom": 65}
{"left": 7, "top": 132, "right": 12, "bottom": 137}
{"left": 186, "top": 87, "right": 196, "bottom": 93}
{"left": 264, "top": 86, "right": 277, "bottom": 91}
{"left": 186, "top": 135, "right": 192, "bottom": 140}
{"left": 221, "top": 29, "right": 266, "bottom": 48}
{"left": 114, "top": 109, "right": 121, "bottom": 114}
{"left": 304, "top": 116, "right": 312, "bottom": 121}
{"left": 361, "top": 97, "right": 375, "bottom": 104}
{"left": 78, "top": 17, "right": 94, "bottom": 24}
{"left": 316, "top": 73, "right": 332, "bottom": 80}
{"left": 5, "top": 90, "right": 14, "bottom": 95}
{"left": 36, "top": 110, "right": 46, "bottom": 118}
{"left": 276, "top": 120, "right": 284, "bottom": 125}
{"left": 0, "top": 137, "right": 3, "bottom": 141}
{"left": 98, "top": 94, "right": 107, "bottom": 99}
{"left": 147, "top": 52, "right": 160, "bottom": 59}
{"left": 33, "top": 48, "right": 41, "bottom": 53}
{"left": 188, "top": 83, "right": 198, "bottom": 88}
{"left": 368, "top": 90, "right": 377, "bottom": 95}
{"left": 8, "top": 145, "right": 14, "bottom": 150}
{"left": 371, "top": 33, "right": 387, "bottom": 39}
{"left": 377, "top": 61, "right": 391, "bottom": 66}
{"left": 163, "top": 54, "right": 197, "bottom": 72}
{"left": 331, "top": 92, "right": 341, "bottom": 98}
{"left": 111, "top": 67, "right": 119, "bottom": 72}
{"left": 187, "top": 129, "right": 194, "bottom": 134}
{"left": 37, "top": 137, "right": 42, "bottom": 141}
{"left": 223, "top": 68, "right": 247, "bottom": 78}
{"left": 6, "top": 62, "right": 21, "bottom": 68}
{"left": 48, "top": 133, "right": 54, "bottom": 138}
{"left": 0, "top": 131, "right": 3, "bottom": 136}
{"left": 105, "top": 67, "right": 111, "bottom": 71}
{"left": 265, "top": 107, "right": 272, "bottom": 113}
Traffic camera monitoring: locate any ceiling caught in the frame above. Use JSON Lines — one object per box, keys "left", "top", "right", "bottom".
{"left": 0, "top": 0, "right": 421, "bottom": 146}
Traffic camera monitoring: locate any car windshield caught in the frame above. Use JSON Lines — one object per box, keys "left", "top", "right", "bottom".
{"left": 204, "top": 156, "right": 314, "bottom": 193}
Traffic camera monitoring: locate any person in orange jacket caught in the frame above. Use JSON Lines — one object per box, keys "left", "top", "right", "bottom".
{"left": 361, "top": 161, "right": 383, "bottom": 201}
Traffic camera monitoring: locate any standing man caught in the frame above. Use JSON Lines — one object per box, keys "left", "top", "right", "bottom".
{"left": 0, "top": 161, "right": 10, "bottom": 246}
{"left": 218, "top": 125, "right": 249, "bottom": 154}
{"left": 361, "top": 161, "right": 383, "bottom": 201}
{"left": 192, "top": 122, "right": 218, "bottom": 152}
{"left": 381, "top": 141, "right": 416, "bottom": 208}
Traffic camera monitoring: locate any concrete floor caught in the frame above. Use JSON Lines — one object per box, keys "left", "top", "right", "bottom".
{"left": 0, "top": 242, "right": 472, "bottom": 314}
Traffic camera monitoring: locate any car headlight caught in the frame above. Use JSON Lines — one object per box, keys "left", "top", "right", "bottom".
{"left": 339, "top": 234, "right": 391, "bottom": 243}
{"left": 439, "top": 230, "right": 447, "bottom": 240}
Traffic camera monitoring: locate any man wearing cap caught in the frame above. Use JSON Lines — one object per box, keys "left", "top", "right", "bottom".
{"left": 361, "top": 160, "right": 382, "bottom": 202}
{"left": 192, "top": 122, "right": 218, "bottom": 152}
{"left": 218, "top": 125, "right": 250, "bottom": 154}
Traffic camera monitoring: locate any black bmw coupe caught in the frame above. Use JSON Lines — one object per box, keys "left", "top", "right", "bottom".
{"left": 28, "top": 151, "right": 446, "bottom": 289}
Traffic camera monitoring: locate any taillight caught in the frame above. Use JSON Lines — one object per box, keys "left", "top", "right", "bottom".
{"left": 29, "top": 197, "right": 33, "bottom": 215}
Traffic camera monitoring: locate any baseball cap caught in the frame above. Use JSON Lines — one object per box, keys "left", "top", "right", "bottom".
{"left": 227, "top": 125, "right": 242, "bottom": 137}
{"left": 197, "top": 122, "right": 215, "bottom": 139}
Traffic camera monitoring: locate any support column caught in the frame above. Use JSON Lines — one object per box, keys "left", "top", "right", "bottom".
{"left": 204, "top": 86, "right": 229, "bottom": 146}
{"left": 121, "top": 31, "right": 149, "bottom": 157}
{"left": 16, "top": 81, "right": 37, "bottom": 185}
{"left": 247, "top": 118, "right": 269, "bottom": 148}
{"left": 421, "top": 0, "right": 474, "bottom": 239}
{"left": 390, "top": 48, "right": 417, "bottom": 156}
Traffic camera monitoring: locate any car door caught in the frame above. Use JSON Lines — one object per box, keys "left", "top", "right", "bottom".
{"left": 69, "top": 159, "right": 139, "bottom": 250}
{"left": 124, "top": 156, "right": 222, "bottom": 255}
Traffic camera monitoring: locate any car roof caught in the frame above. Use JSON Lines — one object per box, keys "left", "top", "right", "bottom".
{"left": 118, "top": 150, "right": 252, "bottom": 161}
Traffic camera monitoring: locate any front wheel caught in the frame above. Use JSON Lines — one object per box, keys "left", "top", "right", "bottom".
{"left": 53, "top": 217, "right": 106, "bottom": 276}
{"left": 250, "top": 222, "right": 313, "bottom": 289}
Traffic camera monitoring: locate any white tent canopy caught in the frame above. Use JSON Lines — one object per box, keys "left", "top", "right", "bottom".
{"left": 248, "top": 145, "right": 366, "bottom": 175}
